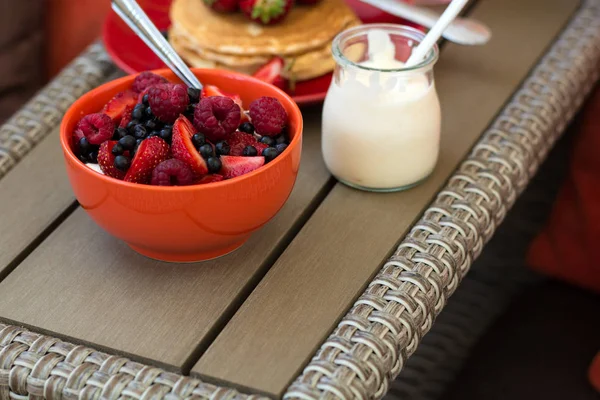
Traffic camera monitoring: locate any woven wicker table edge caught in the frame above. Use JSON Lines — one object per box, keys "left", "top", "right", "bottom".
{"left": 0, "top": 42, "right": 116, "bottom": 181}
{"left": 0, "top": 1, "right": 599, "bottom": 399}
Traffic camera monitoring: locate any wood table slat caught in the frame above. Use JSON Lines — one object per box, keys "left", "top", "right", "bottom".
{"left": 0, "top": 108, "right": 332, "bottom": 370}
{"left": 193, "top": 0, "right": 580, "bottom": 396}
{"left": 0, "top": 129, "right": 75, "bottom": 280}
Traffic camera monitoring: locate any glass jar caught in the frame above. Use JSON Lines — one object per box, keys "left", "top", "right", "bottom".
{"left": 322, "top": 24, "right": 441, "bottom": 192}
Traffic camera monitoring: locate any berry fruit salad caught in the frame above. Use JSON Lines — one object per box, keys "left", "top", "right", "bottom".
{"left": 72, "top": 71, "right": 291, "bottom": 186}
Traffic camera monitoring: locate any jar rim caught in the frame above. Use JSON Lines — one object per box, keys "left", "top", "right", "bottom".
{"left": 332, "top": 23, "right": 439, "bottom": 73}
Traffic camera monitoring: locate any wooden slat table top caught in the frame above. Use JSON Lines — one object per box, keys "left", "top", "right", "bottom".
{"left": 0, "top": 0, "right": 580, "bottom": 396}
{"left": 0, "top": 108, "right": 331, "bottom": 370}
{"left": 193, "top": 0, "right": 580, "bottom": 395}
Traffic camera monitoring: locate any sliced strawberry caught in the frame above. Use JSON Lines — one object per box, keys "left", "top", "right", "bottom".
{"left": 201, "top": 85, "right": 244, "bottom": 109}
{"left": 124, "top": 137, "right": 170, "bottom": 183}
{"left": 228, "top": 131, "right": 268, "bottom": 156}
{"left": 103, "top": 90, "right": 138, "bottom": 124}
{"left": 171, "top": 115, "right": 209, "bottom": 177}
{"left": 137, "top": 87, "right": 152, "bottom": 103}
{"left": 253, "top": 57, "right": 286, "bottom": 89}
{"left": 119, "top": 105, "right": 133, "bottom": 128}
{"left": 220, "top": 156, "right": 265, "bottom": 179}
{"left": 197, "top": 174, "right": 224, "bottom": 184}
{"left": 72, "top": 128, "right": 85, "bottom": 151}
{"left": 98, "top": 141, "right": 127, "bottom": 180}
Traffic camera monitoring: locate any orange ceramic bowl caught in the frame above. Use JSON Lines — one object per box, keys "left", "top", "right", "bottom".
{"left": 60, "top": 69, "right": 302, "bottom": 262}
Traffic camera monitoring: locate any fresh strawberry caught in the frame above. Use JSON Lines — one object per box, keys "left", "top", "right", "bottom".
{"left": 171, "top": 115, "right": 209, "bottom": 177}
{"left": 253, "top": 57, "right": 286, "bottom": 89}
{"left": 201, "top": 85, "right": 243, "bottom": 109}
{"left": 72, "top": 128, "right": 85, "bottom": 150}
{"left": 228, "top": 131, "right": 267, "bottom": 156}
{"left": 197, "top": 174, "right": 224, "bottom": 184}
{"left": 203, "top": 0, "right": 239, "bottom": 12}
{"left": 220, "top": 156, "right": 265, "bottom": 179}
{"left": 137, "top": 87, "right": 152, "bottom": 103}
{"left": 119, "top": 105, "right": 133, "bottom": 128}
{"left": 124, "top": 137, "right": 170, "bottom": 183}
{"left": 102, "top": 90, "right": 138, "bottom": 124}
{"left": 240, "top": 0, "right": 293, "bottom": 25}
{"left": 98, "top": 141, "right": 127, "bottom": 180}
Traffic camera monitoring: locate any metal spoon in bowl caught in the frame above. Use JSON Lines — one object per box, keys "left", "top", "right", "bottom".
{"left": 111, "top": 0, "right": 203, "bottom": 89}
{"left": 359, "top": 0, "right": 491, "bottom": 46}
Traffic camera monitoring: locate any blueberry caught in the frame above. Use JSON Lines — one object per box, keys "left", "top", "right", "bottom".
{"left": 163, "top": 124, "right": 173, "bottom": 132}
{"left": 132, "top": 104, "right": 145, "bottom": 120}
{"left": 242, "top": 145, "right": 258, "bottom": 156}
{"left": 78, "top": 154, "right": 88, "bottom": 163}
{"left": 88, "top": 151, "right": 98, "bottom": 163}
{"left": 144, "top": 107, "right": 153, "bottom": 118}
{"left": 275, "top": 134, "right": 287, "bottom": 145}
{"left": 118, "top": 135, "right": 136, "bottom": 150}
{"left": 276, "top": 143, "right": 288, "bottom": 154}
{"left": 188, "top": 87, "right": 200, "bottom": 103}
{"left": 184, "top": 104, "right": 196, "bottom": 120}
{"left": 142, "top": 94, "right": 149, "bottom": 105}
{"left": 239, "top": 122, "right": 254, "bottom": 134}
{"left": 111, "top": 143, "right": 125, "bottom": 156}
{"left": 116, "top": 127, "right": 129, "bottom": 139}
{"left": 127, "top": 120, "right": 139, "bottom": 131}
{"left": 159, "top": 129, "right": 172, "bottom": 142}
{"left": 134, "top": 125, "right": 147, "bottom": 139}
{"left": 134, "top": 139, "right": 143, "bottom": 154}
{"left": 207, "top": 157, "right": 222, "bottom": 173}
{"left": 199, "top": 143, "right": 214, "bottom": 159}
{"left": 148, "top": 130, "right": 160, "bottom": 137}
{"left": 262, "top": 147, "right": 278, "bottom": 162}
{"left": 259, "top": 136, "right": 275, "bottom": 146}
{"left": 192, "top": 133, "right": 206, "bottom": 148}
{"left": 114, "top": 155, "right": 130, "bottom": 171}
{"left": 145, "top": 119, "right": 157, "bottom": 130}
{"left": 215, "top": 140, "right": 230, "bottom": 156}
{"left": 78, "top": 137, "right": 91, "bottom": 154}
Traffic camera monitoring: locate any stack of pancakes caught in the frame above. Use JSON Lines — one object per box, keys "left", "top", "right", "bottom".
{"left": 169, "top": 0, "right": 361, "bottom": 81}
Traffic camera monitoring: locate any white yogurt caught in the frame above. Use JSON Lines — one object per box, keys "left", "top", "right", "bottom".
{"left": 86, "top": 163, "right": 104, "bottom": 175}
{"left": 322, "top": 29, "right": 441, "bottom": 191}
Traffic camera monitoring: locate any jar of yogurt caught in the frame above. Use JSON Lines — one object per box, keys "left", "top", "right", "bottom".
{"left": 322, "top": 24, "right": 441, "bottom": 192}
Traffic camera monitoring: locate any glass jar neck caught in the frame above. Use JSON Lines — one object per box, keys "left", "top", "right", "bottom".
{"left": 331, "top": 23, "right": 439, "bottom": 75}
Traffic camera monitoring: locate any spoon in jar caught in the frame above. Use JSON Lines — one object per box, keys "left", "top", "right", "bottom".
{"left": 359, "top": 0, "right": 491, "bottom": 46}
{"left": 405, "top": 0, "right": 470, "bottom": 66}
{"left": 111, "top": 0, "right": 202, "bottom": 89}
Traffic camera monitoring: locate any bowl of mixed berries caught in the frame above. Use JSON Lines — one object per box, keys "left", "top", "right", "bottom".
{"left": 60, "top": 69, "right": 302, "bottom": 262}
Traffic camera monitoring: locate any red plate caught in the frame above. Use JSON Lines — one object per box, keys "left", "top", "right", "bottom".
{"left": 102, "top": 0, "right": 417, "bottom": 106}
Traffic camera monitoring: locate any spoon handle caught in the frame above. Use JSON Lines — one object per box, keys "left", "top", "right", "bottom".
{"left": 111, "top": 0, "right": 202, "bottom": 89}
{"left": 406, "top": 0, "right": 468, "bottom": 66}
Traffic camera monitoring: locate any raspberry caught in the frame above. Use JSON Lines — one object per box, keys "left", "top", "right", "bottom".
{"left": 151, "top": 159, "right": 195, "bottom": 186}
{"left": 194, "top": 96, "right": 241, "bottom": 142}
{"left": 248, "top": 97, "right": 287, "bottom": 136}
{"left": 132, "top": 71, "right": 167, "bottom": 93}
{"left": 148, "top": 83, "right": 189, "bottom": 123}
{"left": 74, "top": 113, "right": 115, "bottom": 145}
